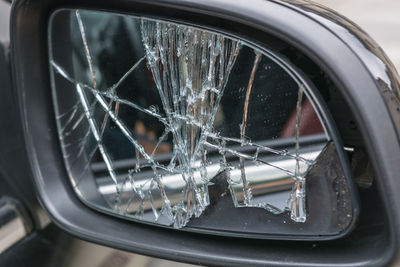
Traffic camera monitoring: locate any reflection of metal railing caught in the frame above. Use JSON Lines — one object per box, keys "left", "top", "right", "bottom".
{"left": 94, "top": 137, "right": 326, "bottom": 214}
{"left": 91, "top": 134, "right": 327, "bottom": 174}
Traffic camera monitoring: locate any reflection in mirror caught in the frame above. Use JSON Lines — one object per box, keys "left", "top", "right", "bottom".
{"left": 49, "top": 9, "right": 354, "bottom": 235}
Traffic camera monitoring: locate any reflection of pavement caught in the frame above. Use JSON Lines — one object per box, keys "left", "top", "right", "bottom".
{"left": 316, "top": 0, "right": 400, "bottom": 72}
{"left": 62, "top": 239, "right": 196, "bottom": 267}
{"left": 0, "top": 1, "right": 10, "bottom": 43}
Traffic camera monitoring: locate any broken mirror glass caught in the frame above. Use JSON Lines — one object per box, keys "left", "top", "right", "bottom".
{"left": 48, "top": 9, "right": 356, "bottom": 238}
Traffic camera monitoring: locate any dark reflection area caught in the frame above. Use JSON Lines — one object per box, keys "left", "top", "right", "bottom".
{"left": 49, "top": 9, "right": 355, "bottom": 237}
{"left": 278, "top": 45, "right": 365, "bottom": 147}
{"left": 67, "top": 12, "right": 324, "bottom": 163}
{"left": 218, "top": 46, "right": 324, "bottom": 140}
{"left": 68, "top": 12, "right": 169, "bottom": 161}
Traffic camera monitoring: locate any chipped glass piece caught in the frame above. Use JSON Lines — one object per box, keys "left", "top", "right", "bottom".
{"left": 48, "top": 9, "right": 353, "bottom": 233}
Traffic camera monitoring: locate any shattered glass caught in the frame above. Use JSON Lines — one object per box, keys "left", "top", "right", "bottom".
{"left": 48, "top": 10, "right": 336, "bottom": 229}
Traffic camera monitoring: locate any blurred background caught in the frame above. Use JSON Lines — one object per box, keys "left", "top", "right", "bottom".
{"left": 317, "top": 0, "right": 400, "bottom": 71}
{"left": 1, "top": 0, "right": 399, "bottom": 72}
{"left": 0, "top": 0, "right": 399, "bottom": 266}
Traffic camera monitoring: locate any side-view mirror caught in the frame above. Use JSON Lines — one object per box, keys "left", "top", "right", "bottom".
{"left": 9, "top": 0, "right": 400, "bottom": 265}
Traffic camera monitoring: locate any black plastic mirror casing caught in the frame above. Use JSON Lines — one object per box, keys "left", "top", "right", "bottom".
{"left": 10, "top": 0, "right": 400, "bottom": 266}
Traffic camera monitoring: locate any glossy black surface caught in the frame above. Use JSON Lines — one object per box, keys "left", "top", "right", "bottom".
{"left": 283, "top": 0, "right": 400, "bottom": 95}
{"left": 0, "top": 41, "right": 44, "bottom": 229}
{"left": 280, "top": 0, "right": 400, "bottom": 136}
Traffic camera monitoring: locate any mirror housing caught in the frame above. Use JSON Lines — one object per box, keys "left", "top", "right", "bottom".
{"left": 10, "top": 0, "right": 400, "bottom": 265}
